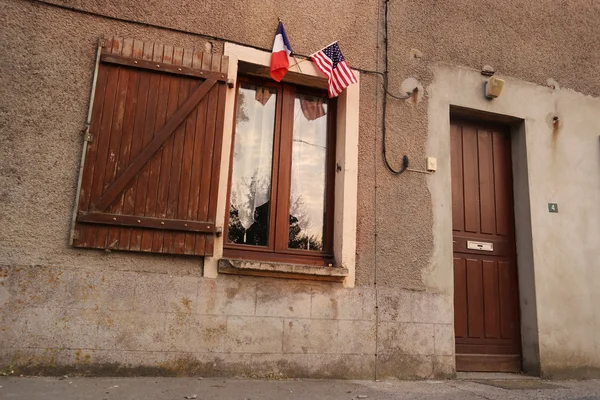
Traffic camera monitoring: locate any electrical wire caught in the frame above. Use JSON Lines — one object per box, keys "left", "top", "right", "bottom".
{"left": 382, "top": 0, "right": 409, "bottom": 175}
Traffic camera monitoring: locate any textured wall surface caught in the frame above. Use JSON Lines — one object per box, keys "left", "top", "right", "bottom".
{"left": 1, "top": 0, "right": 600, "bottom": 379}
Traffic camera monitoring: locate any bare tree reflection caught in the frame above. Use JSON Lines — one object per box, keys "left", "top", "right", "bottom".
{"left": 228, "top": 169, "right": 323, "bottom": 250}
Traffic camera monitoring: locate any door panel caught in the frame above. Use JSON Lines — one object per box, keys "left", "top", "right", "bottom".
{"left": 451, "top": 120, "right": 521, "bottom": 372}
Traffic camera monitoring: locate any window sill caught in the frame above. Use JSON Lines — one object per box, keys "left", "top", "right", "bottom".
{"left": 217, "top": 258, "right": 349, "bottom": 282}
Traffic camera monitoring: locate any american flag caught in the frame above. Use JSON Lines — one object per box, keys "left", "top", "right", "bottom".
{"left": 311, "top": 42, "right": 357, "bottom": 98}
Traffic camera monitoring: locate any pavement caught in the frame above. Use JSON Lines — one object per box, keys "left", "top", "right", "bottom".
{"left": 0, "top": 375, "right": 599, "bottom": 400}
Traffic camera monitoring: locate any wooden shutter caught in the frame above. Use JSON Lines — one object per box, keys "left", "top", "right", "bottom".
{"left": 73, "top": 37, "right": 228, "bottom": 256}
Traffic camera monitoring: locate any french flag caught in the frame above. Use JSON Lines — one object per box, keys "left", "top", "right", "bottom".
{"left": 270, "top": 22, "right": 293, "bottom": 82}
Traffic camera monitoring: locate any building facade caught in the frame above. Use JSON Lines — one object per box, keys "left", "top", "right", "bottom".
{"left": 1, "top": 0, "right": 599, "bottom": 379}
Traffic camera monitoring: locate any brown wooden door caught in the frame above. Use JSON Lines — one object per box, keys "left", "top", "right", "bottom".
{"left": 451, "top": 120, "right": 521, "bottom": 372}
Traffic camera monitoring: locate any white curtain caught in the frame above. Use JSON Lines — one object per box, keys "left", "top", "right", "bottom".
{"left": 230, "top": 86, "right": 276, "bottom": 235}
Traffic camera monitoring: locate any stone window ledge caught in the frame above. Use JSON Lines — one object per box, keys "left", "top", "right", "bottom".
{"left": 217, "top": 258, "right": 349, "bottom": 282}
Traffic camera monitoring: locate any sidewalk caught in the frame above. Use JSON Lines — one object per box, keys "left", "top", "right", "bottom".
{"left": 1, "top": 375, "right": 599, "bottom": 400}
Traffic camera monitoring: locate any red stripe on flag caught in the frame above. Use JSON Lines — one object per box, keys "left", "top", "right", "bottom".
{"left": 334, "top": 67, "right": 350, "bottom": 87}
{"left": 338, "top": 62, "right": 354, "bottom": 84}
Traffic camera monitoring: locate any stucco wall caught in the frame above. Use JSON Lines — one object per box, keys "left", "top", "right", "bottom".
{"left": 1, "top": 0, "right": 600, "bottom": 379}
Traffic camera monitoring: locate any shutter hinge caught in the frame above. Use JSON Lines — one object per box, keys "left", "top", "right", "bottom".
{"left": 81, "top": 124, "right": 93, "bottom": 142}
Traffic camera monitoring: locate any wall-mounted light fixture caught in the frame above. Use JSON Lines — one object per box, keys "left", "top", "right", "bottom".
{"left": 485, "top": 76, "right": 505, "bottom": 99}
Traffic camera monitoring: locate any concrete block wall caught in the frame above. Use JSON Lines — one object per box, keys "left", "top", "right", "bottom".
{"left": 0, "top": 265, "right": 454, "bottom": 379}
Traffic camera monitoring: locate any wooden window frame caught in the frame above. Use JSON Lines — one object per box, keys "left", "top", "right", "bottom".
{"left": 223, "top": 76, "right": 337, "bottom": 266}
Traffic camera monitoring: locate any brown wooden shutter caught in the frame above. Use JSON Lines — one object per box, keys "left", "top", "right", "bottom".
{"left": 73, "top": 37, "right": 228, "bottom": 256}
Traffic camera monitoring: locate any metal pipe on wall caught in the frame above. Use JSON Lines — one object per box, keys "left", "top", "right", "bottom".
{"left": 68, "top": 37, "right": 104, "bottom": 245}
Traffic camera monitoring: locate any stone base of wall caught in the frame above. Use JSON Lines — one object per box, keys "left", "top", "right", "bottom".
{"left": 0, "top": 265, "right": 454, "bottom": 379}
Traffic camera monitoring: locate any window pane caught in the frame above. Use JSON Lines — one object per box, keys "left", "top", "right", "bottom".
{"left": 288, "top": 94, "right": 329, "bottom": 251}
{"left": 228, "top": 83, "right": 276, "bottom": 246}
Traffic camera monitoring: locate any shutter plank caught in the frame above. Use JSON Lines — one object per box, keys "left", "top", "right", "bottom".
{"left": 140, "top": 42, "right": 166, "bottom": 252}
{"left": 185, "top": 49, "right": 209, "bottom": 255}
{"left": 163, "top": 46, "right": 186, "bottom": 253}
{"left": 110, "top": 38, "right": 137, "bottom": 250}
{"left": 193, "top": 50, "right": 213, "bottom": 255}
{"left": 195, "top": 53, "right": 220, "bottom": 255}
{"left": 152, "top": 44, "right": 178, "bottom": 252}
{"left": 120, "top": 39, "right": 146, "bottom": 250}
{"left": 174, "top": 47, "right": 196, "bottom": 254}
{"left": 131, "top": 41, "right": 158, "bottom": 251}
{"left": 87, "top": 40, "right": 121, "bottom": 249}
{"left": 97, "top": 38, "right": 126, "bottom": 249}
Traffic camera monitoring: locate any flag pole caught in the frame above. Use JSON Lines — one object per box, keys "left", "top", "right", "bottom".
{"left": 289, "top": 56, "right": 306, "bottom": 71}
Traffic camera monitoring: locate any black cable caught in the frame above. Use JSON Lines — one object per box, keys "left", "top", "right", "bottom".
{"left": 382, "top": 0, "right": 409, "bottom": 175}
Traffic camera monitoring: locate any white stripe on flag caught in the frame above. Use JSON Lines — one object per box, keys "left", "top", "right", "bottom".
{"left": 272, "top": 34, "right": 291, "bottom": 54}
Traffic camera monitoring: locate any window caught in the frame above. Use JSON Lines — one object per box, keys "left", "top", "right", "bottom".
{"left": 224, "top": 78, "right": 336, "bottom": 266}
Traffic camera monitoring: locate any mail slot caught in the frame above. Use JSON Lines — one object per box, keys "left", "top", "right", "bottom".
{"left": 467, "top": 241, "right": 493, "bottom": 251}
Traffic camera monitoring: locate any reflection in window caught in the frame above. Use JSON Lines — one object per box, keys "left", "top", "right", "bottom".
{"left": 288, "top": 94, "right": 328, "bottom": 251}
{"left": 227, "top": 84, "right": 276, "bottom": 246}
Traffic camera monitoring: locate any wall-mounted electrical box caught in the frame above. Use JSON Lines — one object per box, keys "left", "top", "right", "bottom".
{"left": 426, "top": 157, "right": 437, "bottom": 172}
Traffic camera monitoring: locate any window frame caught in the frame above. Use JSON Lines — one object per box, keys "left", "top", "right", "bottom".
{"left": 223, "top": 76, "right": 337, "bottom": 266}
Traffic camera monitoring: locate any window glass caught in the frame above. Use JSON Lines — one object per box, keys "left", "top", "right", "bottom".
{"left": 227, "top": 83, "right": 276, "bottom": 246}
{"left": 288, "top": 94, "right": 329, "bottom": 251}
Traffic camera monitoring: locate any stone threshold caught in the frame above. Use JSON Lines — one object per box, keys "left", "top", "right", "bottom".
{"left": 217, "top": 258, "right": 348, "bottom": 282}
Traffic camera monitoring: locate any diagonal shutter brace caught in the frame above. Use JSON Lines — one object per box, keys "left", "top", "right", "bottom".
{"left": 92, "top": 78, "right": 218, "bottom": 212}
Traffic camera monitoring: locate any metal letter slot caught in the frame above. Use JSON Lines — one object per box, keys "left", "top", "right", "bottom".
{"left": 467, "top": 241, "right": 493, "bottom": 252}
